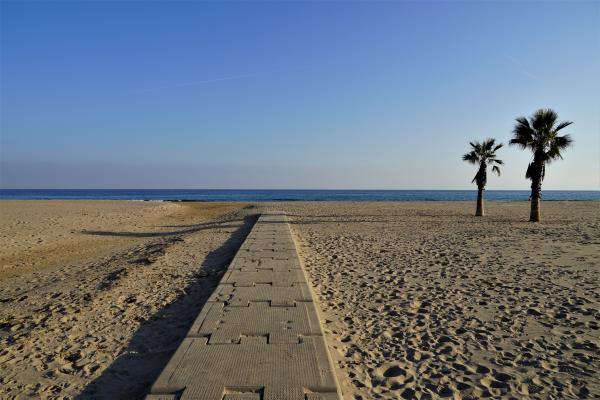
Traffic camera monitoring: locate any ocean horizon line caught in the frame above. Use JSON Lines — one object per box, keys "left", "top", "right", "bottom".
{"left": 1, "top": 189, "right": 598, "bottom": 202}
{"left": 2, "top": 188, "right": 599, "bottom": 192}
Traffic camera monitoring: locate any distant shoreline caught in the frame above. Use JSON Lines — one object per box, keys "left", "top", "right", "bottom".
{"left": 0, "top": 189, "right": 598, "bottom": 202}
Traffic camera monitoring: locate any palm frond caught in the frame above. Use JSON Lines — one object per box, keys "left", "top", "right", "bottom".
{"left": 555, "top": 134, "right": 573, "bottom": 149}
{"left": 470, "top": 141, "right": 484, "bottom": 153}
{"left": 545, "top": 134, "right": 573, "bottom": 163}
{"left": 510, "top": 117, "right": 535, "bottom": 150}
{"left": 532, "top": 108, "right": 558, "bottom": 133}
{"left": 554, "top": 120, "right": 573, "bottom": 132}
{"left": 484, "top": 139, "right": 495, "bottom": 151}
{"left": 525, "top": 162, "right": 534, "bottom": 180}
{"left": 462, "top": 151, "right": 479, "bottom": 164}
{"left": 544, "top": 148, "right": 562, "bottom": 162}
{"left": 492, "top": 165, "right": 501, "bottom": 176}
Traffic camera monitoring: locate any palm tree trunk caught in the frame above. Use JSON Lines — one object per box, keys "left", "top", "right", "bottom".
{"left": 530, "top": 178, "right": 541, "bottom": 222}
{"left": 529, "top": 157, "right": 543, "bottom": 222}
{"left": 476, "top": 187, "right": 484, "bottom": 216}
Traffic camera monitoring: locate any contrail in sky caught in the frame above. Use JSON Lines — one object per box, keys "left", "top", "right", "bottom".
{"left": 503, "top": 53, "right": 537, "bottom": 79}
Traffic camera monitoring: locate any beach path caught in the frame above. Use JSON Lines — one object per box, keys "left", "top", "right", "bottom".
{"left": 146, "top": 213, "right": 341, "bottom": 400}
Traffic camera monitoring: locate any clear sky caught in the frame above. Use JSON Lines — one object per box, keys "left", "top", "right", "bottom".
{"left": 1, "top": 1, "right": 598, "bottom": 189}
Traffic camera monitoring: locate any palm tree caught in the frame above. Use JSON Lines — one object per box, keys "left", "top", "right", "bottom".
{"left": 510, "top": 108, "right": 573, "bottom": 222}
{"left": 462, "top": 138, "right": 503, "bottom": 216}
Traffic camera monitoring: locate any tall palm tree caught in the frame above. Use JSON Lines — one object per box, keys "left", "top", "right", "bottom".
{"left": 510, "top": 108, "right": 573, "bottom": 222}
{"left": 462, "top": 138, "right": 503, "bottom": 216}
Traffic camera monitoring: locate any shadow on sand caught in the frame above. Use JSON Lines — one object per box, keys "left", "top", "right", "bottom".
{"left": 81, "top": 219, "right": 247, "bottom": 238}
{"left": 75, "top": 214, "right": 258, "bottom": 400}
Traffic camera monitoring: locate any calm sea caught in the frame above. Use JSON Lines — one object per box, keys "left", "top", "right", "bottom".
{"left": 0, "top": 189, "right": 598, "bottom": 202}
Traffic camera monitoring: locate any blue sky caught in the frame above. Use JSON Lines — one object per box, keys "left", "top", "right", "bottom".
{"left": 1, "top": 1, "right": 598, "bottom": 189}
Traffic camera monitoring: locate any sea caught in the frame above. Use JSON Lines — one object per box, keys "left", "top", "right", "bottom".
{"left": 0, "top": 189, "right": 598, "bottom": 202}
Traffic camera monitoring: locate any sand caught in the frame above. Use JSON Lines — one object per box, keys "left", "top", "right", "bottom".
{"left": 1, "top": 200, "right": 599, "bottom": 399}
{"left": 0, "top": 200, "right": 254, "bottom": 398}
{"left": 273, "top": 201, "right": 599, "bottom": 399}
{"left": 0, "top": 200, "right": 244, "bottom": 280}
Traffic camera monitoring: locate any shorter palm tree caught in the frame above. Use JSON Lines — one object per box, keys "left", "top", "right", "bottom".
{"left": 509, "top": 108, "right": 573, "bottom": 222}
{"left": 462, "top": 138, "right": 504, "bottom": 216}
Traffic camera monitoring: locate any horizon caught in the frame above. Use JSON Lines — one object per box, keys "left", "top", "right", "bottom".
{"left": 1, "top": 188, "right": 599, "bottom": 192}
{"left": 1, "top": 1, "right": 599, "bottom": 190}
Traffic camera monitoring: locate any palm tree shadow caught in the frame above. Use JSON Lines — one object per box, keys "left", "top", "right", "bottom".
{"left": 75, "top": 214, "right": 258, "bottom": 400}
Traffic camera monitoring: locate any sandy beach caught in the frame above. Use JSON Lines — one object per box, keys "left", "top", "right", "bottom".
{"left": 0, "top": 201, "right": 254, "bottom": 398}
{"left": 0, "top": 200, "right": 599, "bottom": 399}
{"left": 0, "top": 201, "right": 245, "bottom": 280}
{"left": 280, "top": 201, "right": 600, "bottom": 399}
